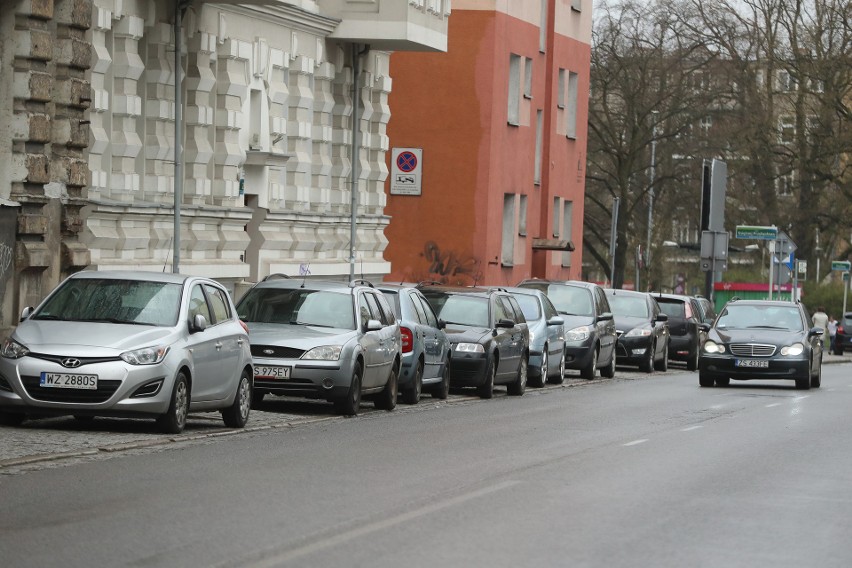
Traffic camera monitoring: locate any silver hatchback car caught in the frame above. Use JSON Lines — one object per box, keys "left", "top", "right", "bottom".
{"left": 0, "top": 271, "right": 253, "bottom": 433}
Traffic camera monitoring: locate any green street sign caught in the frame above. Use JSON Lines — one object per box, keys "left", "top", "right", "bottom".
{"left": 831, "top": 260, "right": 851, "bottom": 271}
{"left": 735, "top": 225, "right": 777, "bottom": 240}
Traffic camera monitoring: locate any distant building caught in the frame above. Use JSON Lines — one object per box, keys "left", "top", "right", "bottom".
{"left": 0, "top": 0, "right": 449, "bottom": 338}
{"left": 383, "top": 0, "right": 592, "bottom": 285}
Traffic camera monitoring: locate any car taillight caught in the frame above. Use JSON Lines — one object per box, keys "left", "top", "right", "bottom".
{"left": 839, "top": 326, "right": 845, "bottom": 335}
{"left": 685, "top": 303, "right": 693, "bottom": 319}
{"left": 239, "top": 320, "right": 249, "bottom": 334}
{"left": 401, "top": 326, "right": 413, "bottom": 353}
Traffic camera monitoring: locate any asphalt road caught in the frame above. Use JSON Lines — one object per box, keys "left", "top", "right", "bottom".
{"left": 2, "top": 361, "right": 852, "bottom": 567}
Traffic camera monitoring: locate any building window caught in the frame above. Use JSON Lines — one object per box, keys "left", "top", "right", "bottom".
{"left": 777, "top": 70, "right": 797, "bottom": 92}
{"left": 519, "top": 194, "right": 528, "bottom": 236}
{"left": 557, "top": 68, "right": 566, "bottom": 109}
{"left": 778, "top": 115, "right": 795, "bottom": 143}
{"left": 508, "top": 53, "right": 521, "bottom": 126}
{"left": 535, "top": 110, "right": 543, "bottom": 184}
{"left": 552, "top": 196, "right": 562, "bottom": 237}
{"left": 502, "top": 193, "right": 516, "bottom": 266}
{"left": 566, "top": 71, "right": 579, "bottom": 139}
{"left": 562, "top": 200, "right": 574, "bottom": 267}
{"left": 699, "top": 115, "right": 712, "bottom": 135}
{"left": 523, "top": 57, "right": 533, "bottom": 99}
{"left": 776, "top": 172, "right": 795, "bottom": 197}
{"left": 571, "top": 0, "right": 582, "bottom": 12}
{"left": 539, "top": 0, "right": 548, "bottom": 52}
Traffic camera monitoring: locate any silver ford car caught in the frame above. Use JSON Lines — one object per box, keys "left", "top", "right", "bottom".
{"left": 0, "top": 271, "right": 253, "bottom": 433}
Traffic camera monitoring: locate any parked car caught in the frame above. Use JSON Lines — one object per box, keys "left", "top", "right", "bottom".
{"left": 377, "top": 283, "right": 451, "bottom": 403}
{"left": 651, "top": 293, "right": 704, "bottom": 371}
{"left": 834, "top": 312, "right": 852, "bottom": 355}
{"left": 235, "top": 277, "right": 400, "bottom": 416}
{"left": 693, "top": 295, "right": 716, "bottom": 326}
{"left": 699, "top": 298, "right": 823, "bottom": 389}
{"left": 502, "top": 287, "right": 566, "bottom": 387}
{"left": 0, "top": 271, "right": 253, "bottom": 433}
{"left": 418, "top": 284, "right": 529, "bottom": 399}
{"left": 516, "top": 279, "right": 617, "bottom": 380}
{"left": 605, "top": 289, "right": 669, "bottom": 372}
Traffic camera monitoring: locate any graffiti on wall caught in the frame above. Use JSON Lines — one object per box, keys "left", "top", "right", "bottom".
{"left": 0, "top": 207, "right": 17, "bottom": 326}
{"left": 413, "top": 241, "right": 482, "bottom": 285}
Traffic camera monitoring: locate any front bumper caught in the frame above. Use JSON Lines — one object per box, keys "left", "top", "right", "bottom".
{"left": 448, "top": 352, "right": 489, "bottom": 387}
{"left": 699, "top": 355, "right": 810, "bottom": 381}
{"left": 564, "top": 338, "right": 595, "bottom": 370}
{"left": 615, "top": 335, "right": 653, "bottom": 363}
{"left": 252, "top": 356, "right": 355, "bottom": 401}
{"left": 668, "top": 334, "right": 697, "bottom": 360}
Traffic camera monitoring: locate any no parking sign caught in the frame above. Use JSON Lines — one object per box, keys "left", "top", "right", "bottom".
{"left": 390, "top": 148, "right": 422, "bottom": 195}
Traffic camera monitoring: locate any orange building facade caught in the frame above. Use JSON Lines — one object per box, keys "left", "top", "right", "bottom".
{"left": 383, "top": 1, "right": 592, "bottom": 286}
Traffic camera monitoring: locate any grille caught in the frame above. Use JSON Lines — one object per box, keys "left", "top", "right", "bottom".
{"left": 729, "top": 343, "right": 776, "bottom": 357}
{"left": 251, "top": 345, "right": 306, "bottom": 359}
{"left": 22, "top": 376, "right": 121, "bottom": 403}
{"left": 28, "top": 353, "right": 121, "bottom": 367}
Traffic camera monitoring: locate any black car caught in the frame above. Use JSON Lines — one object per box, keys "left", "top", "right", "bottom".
{"left": 418, "top": 284, "right": 530, "bottom": 399}
{"left": 698, "top": 299, "right": 824, "bottom": 390}
{"left": 693, "top": 295, "right": 716, "bottom": 326}
{"left": 834, "top": 312, "right": 852, "bottom": 355}
{"left": 652, "top": 293, "right": 704, "bottom": 371}
{"left": 517, "top": 279, "right": 616, "bottom": 379}
{"left": 605, "top": 289, "right": 669, "bottom": 372}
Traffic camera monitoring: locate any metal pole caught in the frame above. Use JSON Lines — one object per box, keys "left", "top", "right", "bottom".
{"left": 815, "top": 228, "right": 821, "bottom": 284}
{"left": 349, "top": 45, "right": 362, "bottom": 281}
{"left": 646, "top": 118, "right": 657, "bottom": 279}
{"left": 609, "top": 197, "right": 620, "bottom": 287}
{"left": 172, "top": 1, "right": 184, "bottom": 273}
{"left": 768, "top": 239, "right": 774, "bottom": 300}
{"left": 843, "top": 273, "right": 849, "bottom": 316}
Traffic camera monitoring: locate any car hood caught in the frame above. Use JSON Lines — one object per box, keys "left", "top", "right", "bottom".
{"left": 711, "top": 328, "right": 805, "bottom": 345}
{"left": 443, "top": 325, "right": 491, "bottom": 344}
{"left": 246, "top": 323, "right": 358, "bottom": 347}
{"left": 13, "top": 320, "right": 177, "bottom": 354}
{"left": 613, "top": 315, "right": 649, "bottom": 332}
{"left": 557, "top": 313, "right": 595, "bottom": 329}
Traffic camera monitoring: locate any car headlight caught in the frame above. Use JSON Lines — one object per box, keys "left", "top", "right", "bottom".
{"left": 703, "top": 340, "right": 725, "bottom": 354}
{"left": 1, "top": 338, "right": 29, "bottom": 359}
{"left": 455, "top": 343, "right": 485, "bottom": 353}
{"left": 780, "top": 343, "right": 804, "bottom": 356}
{"left": 120, "top": 345, "right": 169, "bottom": 365}
{"left": 566, "top": 326, "right": 591, "bottom": 342}
{"left": 625, "top": 327, "right": 652, "bottom": 337}
{"left": 302, "top": 345, "right": 342, "bottom": 361}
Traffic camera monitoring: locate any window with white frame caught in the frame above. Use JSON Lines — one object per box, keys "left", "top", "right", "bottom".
{"left": 776, "top": 172, "right": 795, "bottom": 197}
{"left": 699, "top": 115, "right": 712, "bottom": 135}
{"left": 508, "top": 53, "right": 521, "bottom": 126}
{"left": 502, "top": 194, "right": 516, "bottom": 265}
{"left": 519, "top": 194, "right": 528, "bottom": 236}
{"left": 777, "top": 70, "right": 797, "bottom": 91}
{"left": 778, "top": 115, "right": 795, "bottom": 143}
{"left": 557, "top": 68, "right": 566, "bottom": 109}
{"left": 539, "top": 0, "right": 548, "bottom": 52}
{"left": 524, "top": 57, "right": 533, "bottom": 99}
{"left": 561, "top": 200, "right": 574, "bottom": 267}
{"left": 552, "top": 196, "right": 562, "bottom": 237}
{"left": 566, "top": 71, "right": 579, "bottom": 139}
{"left": 535, "top": 110, "right": 543, "bottom": 184}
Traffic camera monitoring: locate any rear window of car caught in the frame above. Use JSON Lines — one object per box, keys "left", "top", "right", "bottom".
{"left": 657, "top": 300, "right": 685, "bottom": 319}
{"left": 422, "top": 291, "right": 489, "bottom": 328}
{"left": 512, "top": 294, "right": 541, "bottom": 321}
{"left": 523, "top": 284, "right": 593, "bottom": 317}
{"left": 608, "top": 294, "right": 649, "bottom": 318}
{"left": 237, "top": 288, "right": 355, "bottom": 329}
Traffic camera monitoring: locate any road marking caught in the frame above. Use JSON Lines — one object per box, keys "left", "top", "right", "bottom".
{"left": 681, "top": 425, "right": 703, "bottom": 431}
{"left": 623, "top": 439, "right": 648, "bottom": 446}
{"left": 243, "top": 480, "right": 520, "bottom": 567}
{"left": 793, "top": 395, "right": 810, "bottom": 401}
{"left": 766, "top": 403, "right": 782, "bottom": 408}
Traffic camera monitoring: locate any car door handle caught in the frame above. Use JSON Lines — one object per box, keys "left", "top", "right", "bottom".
{"left": 215, "top": 342, "right": 223, "bottom": 350}
{"left": 237, "top": 338, "right": 244, "bottom": 346}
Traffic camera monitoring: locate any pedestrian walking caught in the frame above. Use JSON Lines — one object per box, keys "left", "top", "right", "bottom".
{"left": 827, "top": 315, "right": 838, "bottom": 354}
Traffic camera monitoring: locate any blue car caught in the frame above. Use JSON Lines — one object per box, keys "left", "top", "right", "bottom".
{"left": 378, "top": 284, "right": 452, "bottom": 403}
{"left": 502, "top": 287, "right": 566, "bottom": 387}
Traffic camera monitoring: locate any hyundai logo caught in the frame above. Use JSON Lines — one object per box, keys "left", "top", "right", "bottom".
{"left": 61, "top": 358, "right": 82, "bottom": 368}
{"left": 263, "top": 349, "right": 275, "bottom": 355}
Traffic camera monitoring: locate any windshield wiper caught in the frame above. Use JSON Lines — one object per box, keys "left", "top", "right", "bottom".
{"left": 76, "top": 317, "right": 151, "bottom": 325}
{"left": 32, "top": 315, "right": 65, "bottom": 321}
{"left": 745, "top": 325, "right": 789, "bottom": 330}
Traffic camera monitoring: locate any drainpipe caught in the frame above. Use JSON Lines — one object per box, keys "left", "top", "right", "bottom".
{"left": 349, "top": 44, "right": 368, "bottom": 280}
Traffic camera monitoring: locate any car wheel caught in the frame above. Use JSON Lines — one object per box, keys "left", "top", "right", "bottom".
{"left": 222, "top": 369, "right": 252, "bottom": 428}
{"left": 639, "top": 344, "right": 654, "bottom": 373}
{"left": 532, "top": 350, "right": 548, "bottom": 388}
{"left": 654, "top": 343, "right": 669, "bottom": 372}
{"left": 375, "top": 363, "right": 399, "bottom": 411}
{"left": 811, "top": 361, "right": 822, "bottom": 389}
{"left": 251, "top": 390, "right": 266, "bottom": 409}
{"left": 157, "top": 371, "right": 189, "bottom": 434}
{"left": 548, "top": 350, "right": 566, "bottom": 384}
{"left": 432, "top": 362, "right": 450, "bottom": 400}
{"left": 581, "top": 348, "right": 598, "bottom": 380}
{"left": 715, "top": 377, "right": 730, "bottom": 387}
{"left": 335, "top": 364, "right": 362, "bottom": 416}
{"left": 686, "top": 345, "right": 699, "bottom": 371}
{"left": 795, "top": 375, "right": 811, "bottom": 390}
{"left": 476, "top": 359, "right": 496, "bottom": 399}
{"left": 699, "top": 373, "right": 714, "bottom": 387}
{"left": 402, "top": 360, "right": 423, "bottom": 405}
{"left": 837, "top": 345, "right": 844, "bottom": 355}
{"left": 0, "top": 412, "right": 26, "bottom": 427}
{"left": 507, "top": 354, "right": 527, "bottom": 396}
{"left": 600, "top": 349, "right": 616, "bottom": 379}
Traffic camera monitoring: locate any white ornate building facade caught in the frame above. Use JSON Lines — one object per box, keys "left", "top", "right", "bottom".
{"left": 0, "top": 0, "right": 450, "bottom": 337}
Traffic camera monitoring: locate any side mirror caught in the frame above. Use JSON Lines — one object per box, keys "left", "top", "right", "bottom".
{"left": 808, "top": 327, "right": 824, "bottom": 337}
{"left": 437, "top": 318, "right": 447, "bottom": 330}
{"left": 495, "top": 319, "right": 515, "bottom": 329}
{"left": 365, "top": 319, "right": 383, "bottom": 332}
{"left": 656, "top": 313, "right": 669, "bottom": 322}
{"left": 190, "top": 314, "right": 208, "bottom": 333}
{"left": 698, "top": 322, "right": 711, "bottom": 332}
{"left": 598, "top": 312, "right": 613, "bottom": 322}
{"left": 547, "top": 316, "right": 564, "bottom": 326}
{"left": 20, "top": 306, "right": 34, "bottom": 322}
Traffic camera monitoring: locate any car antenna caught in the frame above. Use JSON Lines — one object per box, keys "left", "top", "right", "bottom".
{"left": 301, "top": 262, "right": 310, "bottom": 288}
{"left": 162, "top": 237, "right": 172, "bottom": 272}
{"left": 360, "top": 257, "right": 364, "bottom": 280}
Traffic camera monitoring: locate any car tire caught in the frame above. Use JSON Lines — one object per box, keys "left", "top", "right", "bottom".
{"left": 432, "top": 362, "right": 450, "bottom": 400}
{"left": 251, "top": 390, "right": 266, "bottom": 409}
{"left": 335, "top": 364, "right": 362, "bottom": 416}
{"left": 836, "top": 345, "right": 843, "bottom": 355}
{"left": 402, "top": 360, "right": 423, "bottom": 405}
{"left": 507, "top": 354, "right": 527, "bottom": 396}
{"left": 795, "top": 375, "right": 811, "bottom": 390}
{"left": 0, "top": 412, "right": 26, "bottom": 426}
{"left": 600, "top": 350, "right": 616, "bottom": 379}
{"left": 699, "top": 373, "right": 714, "bottom": 387}
{"left": 374, "top": 363, "right": 399, "bottom": 411}
{"left": 157, "top": 371, "right": 189, "bottom": 434}
{"left": 686, "top": 344, "right": 699, "bottom": 371}
{"left": 581, "top": 348, "right": 598, "bottom": 380}
{"left": 639, "top": 344, "right": 654, "bottom": 373}
{"left": 548, "top": 351, "right": 566, "bottom": 384}
{"left": 222, "top": 369, "right": 252, "bottom": 428}
{"left": 654, "top": 343, "right": 669, "bottom": 372}
{"left": 715, "top": 377, "right": 730, "bottom": 387}
{"left": 532, "top": 350, "right": 548, "bottom": 388}
{"left": 476, "top": 359, "right": 496, "bottom": 399}
{"left": 811, "top": 361, "right": 822, "bottom": 388}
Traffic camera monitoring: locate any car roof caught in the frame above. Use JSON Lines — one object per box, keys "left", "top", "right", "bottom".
{"left": 69, "top": 270, "right": 193, "bottom": 285}
{"left": 724, "top": 299, "right": 802, "bottom": 308}
{"left": 417, "top": 283, "right": 500, "bottom": 297}
{"left": 517, "top": 279, "right": 598, "bottom": 290}
{"left": 250, "top": 278, "right": 360, "bottom": 293}
{"left": 651, "top": 292, "right": 694, "bottom": 302}
{"left": 604, "top": 288, "right": 648, "bottom": 298}
{"left": 500, "top": 286, "right": 548, "bottom": 297}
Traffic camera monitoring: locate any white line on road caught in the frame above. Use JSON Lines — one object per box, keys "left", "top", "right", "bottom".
{"left": 793, "top": 395, "right": 811, "bottom": 401}
{"left": 681, "top": 425, "right": 703, "bottom": 431}
{"left": 623, "top": 439, "right": 649, "bottom": 446}
{"left": 766, "top": 403, "right": 782, "bottom": 408}
{"left": 242, "top": 480, "right": 521, "bottom": 567}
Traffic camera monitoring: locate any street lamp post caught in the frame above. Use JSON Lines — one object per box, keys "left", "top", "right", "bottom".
{"left": 645, "top": 113, "right": 658, "bottom": 290}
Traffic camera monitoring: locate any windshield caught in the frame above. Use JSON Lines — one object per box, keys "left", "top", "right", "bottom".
{"left": 716, "top": 304, "right": 803, "bottom": 332}
{"left": 33, "top": 278, "right": 182, "bottom": 326}
{"left": 512, "top": 294, "right": 541, "bottom": 321}
{"left": 421, "top": 292, "right": 489, "bottom": 327}
{"left": 237, "top": 288, "right": 355, "bottom": 330}
{"left": 608, "top": 295, "right": 649, "bottom": 318}
{"left": 544, "top": 285, "right": 593, "bottom": 317}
